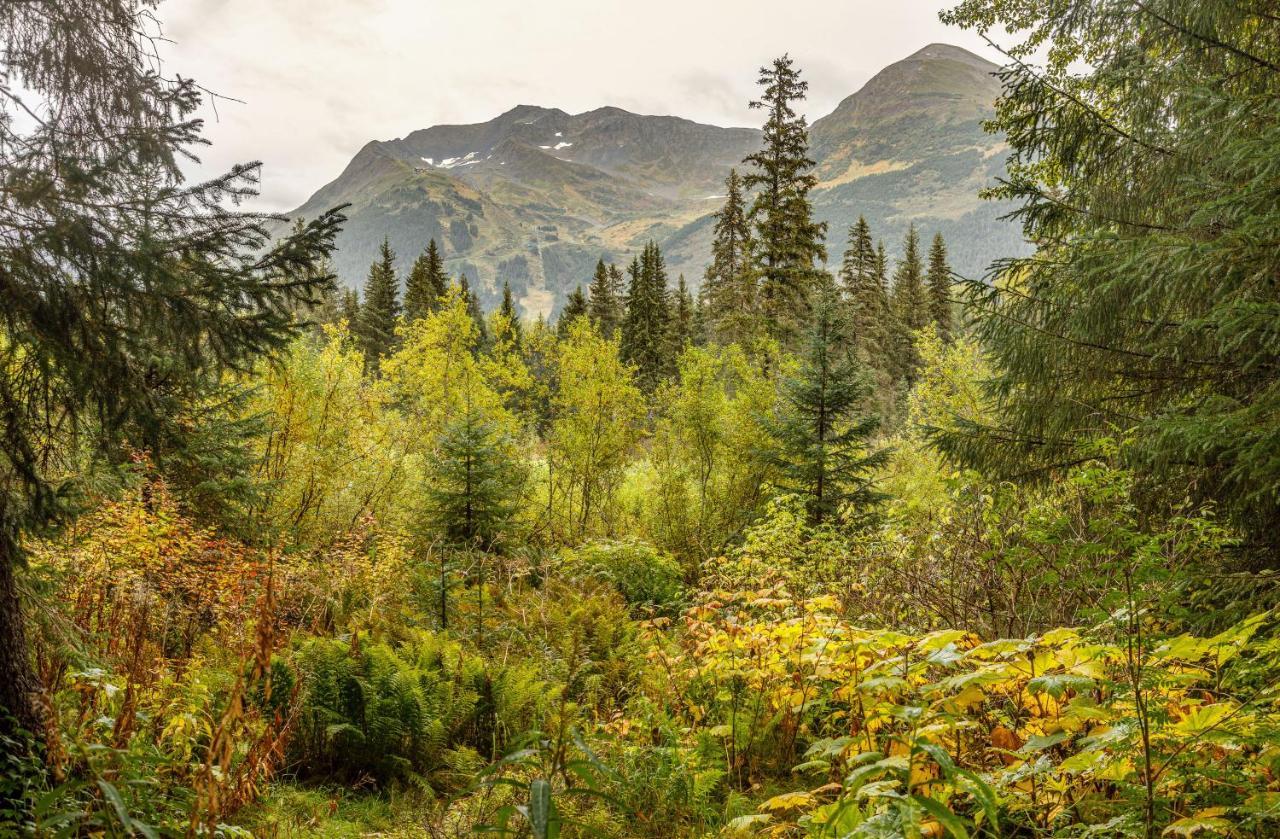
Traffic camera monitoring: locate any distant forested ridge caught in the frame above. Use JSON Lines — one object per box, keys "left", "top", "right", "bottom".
{"left": 288, "top": 44, "right": 1026, "bottom": 319}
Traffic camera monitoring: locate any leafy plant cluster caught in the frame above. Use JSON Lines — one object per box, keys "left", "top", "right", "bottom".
{"left": 7, "top": 0, "right": 1280, "bottom": 838}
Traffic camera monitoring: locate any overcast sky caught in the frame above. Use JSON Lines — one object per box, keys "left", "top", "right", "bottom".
{"left": 160, "top": 0, "right": 1001, "bottom": 211}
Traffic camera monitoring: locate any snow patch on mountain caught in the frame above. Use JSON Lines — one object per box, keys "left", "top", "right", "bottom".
{"left": 421, "top": 152, "right": 479, "bottom": 169}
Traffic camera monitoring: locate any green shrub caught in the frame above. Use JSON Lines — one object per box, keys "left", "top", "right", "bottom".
{"left": 289, "top": 630, "right": 547, "bottom": 787}
{"left": 560, "top": 540, "right": 686, "bottom": 617}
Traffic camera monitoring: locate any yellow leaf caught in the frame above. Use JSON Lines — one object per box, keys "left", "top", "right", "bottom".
{"left": 1163, "top": 808, "right": 1231, "bottom": 837}
{"left": 759, "top": 791, "right": 816, "bottom": 812}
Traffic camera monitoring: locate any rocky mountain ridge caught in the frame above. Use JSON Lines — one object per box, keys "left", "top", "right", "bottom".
{"left": 289, "top": 43, "right": 1025, "bottom": 318}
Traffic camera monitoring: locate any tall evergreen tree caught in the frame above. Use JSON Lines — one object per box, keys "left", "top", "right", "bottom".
{"left": 458, "top": 275, "right": 489, "bottom": 348}
{"left": 558, "top": 285, "right": 589, "bottom": 340}
{"left": 691, "top": 295, "right": 708, "bottom": 347}
{"left": 889, "top": 225, "right": 929, "bottom": 383}
{"left": 340, "top": 287, "right": 361, "bottom": 329}
{"left": 284, "top": 218, "right": 341, "bottom": 330}
{"left": 621, "top": 242, "right": 672, "bottom": 392}
{"left": 405, "top": 238, "right": 450, "bottom": 323}
{"left": 742, "top": 55, "right": 827, "bottom": 343}
{"left": 587, "top": 259, "right": 623, "bottom": 338}
{"left": 0, "top": 0, "right": 343, "bottom": 737}
{"left": 308, "top": 272, "right": 343, "bottom": 329}
{"left": 426, "top": 399, "right": 524, "bottom": 552}
{"left": 874, "top": 240, "right": 889, "bottom": 295}
{"left": 358, "top": 237, "right": 401, "bottom": 371}
{"left": 926, "top": 232, "right": 953, "bottom": 342}
{"left": 669, "top": 274, "right": 695, "bottom": 356}
{"left": 839, "top": 216, "right": 889, "bottom": 359}
{"left": 498, "top": 280, "right": 523, "bottom": 346}
{"left": 764, "top": 288, "right": 887, "bottom": 526}
{"left": 938, "top": 0, "right": 1280, "bottom": 552}
{"left": 702, "top": 169, "right": 756, "bottom": 343}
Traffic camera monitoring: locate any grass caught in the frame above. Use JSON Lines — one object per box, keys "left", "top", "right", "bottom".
{"left": 240, "top": 784, "right": 435, "bottom": 838}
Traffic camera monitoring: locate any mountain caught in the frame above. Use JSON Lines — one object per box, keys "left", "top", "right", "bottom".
{"left": 807, "top": 43, "right": 1022, "bottom": 284}
{"left": 288, "top": 44, "right": 1025, "bottom": 319}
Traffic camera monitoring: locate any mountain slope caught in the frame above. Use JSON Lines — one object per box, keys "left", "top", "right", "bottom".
{"left": 807, "top": 43, "right": 1023, "bottom": 281}
{"left": 289, "top": 44, "right": 1025, "bottom": 318}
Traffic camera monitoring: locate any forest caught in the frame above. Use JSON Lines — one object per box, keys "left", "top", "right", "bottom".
{"left": 3, "top": 1, "right": 1280, "bottom": 838}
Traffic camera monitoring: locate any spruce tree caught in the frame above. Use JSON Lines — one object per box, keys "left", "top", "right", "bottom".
{"left": 620, "top": 257, "right": 643, "bottom": 357}
{"left": 458, "top": 275, "right": 489, "bottom": 348}
{"left": 621, "top": 242, "right": 672, "bottom": 392}
{"left": 691, "top": 295, "right": 708, "bottom": 347}
{"left": 0, "top": 0, "right": 343, "bottom": 738}
{"left": 608, "top": 264, "right": 625, "bottom": 301}
{"left": 426, "top": 399, "right": 524, "bottom": 552}
{"left": 839, "top": 216, "right": 888, "bottom": 360}
{"left": 308, "top": 272, "right": 342, "bottom": 329}
{"left": 765, "top": 287, "right": 887, "bottom": 526}
{"left": 341, "top": 287, "right": 361, "bottom": 329}
{"left": 702, "top": 169, "right": 756, "bottom": 343}
{"left": 743, "top": 55, "right": 827, "bottom": 344}
{"left": 558, "top": 285, "right": 589, "bottom": 340}
{"left": 498, "top": 280, "right": 523, "bottom": 346}
{"left": 889, "top": 225, "right": 929, "bottom": 383}
{"left": 405, "top": 238, "right": 449, "bottom": 323}
{"left": 926, "top": 233, "right": 953, "bottom": 342}
{"left": 669, "top": 274, "right": 695, "bottom": 356}
{"left": 358, "top": 237, "right": 401, "bottom": 371}
{"left": 874, "top": 241, "right": 889, "bottom": 294}
{"left": 588, "top": 259, "right": 623, "bottom": 338}
{"left": 938, "top": 0, "right": 1280, "bottom": 551}
{"left": 284, "top": 218, "right": 341, "bottom": 330}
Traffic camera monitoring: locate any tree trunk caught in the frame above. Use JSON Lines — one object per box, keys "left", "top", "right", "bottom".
{"left": 0, "top": 550, "right": 43, "bottom": 740}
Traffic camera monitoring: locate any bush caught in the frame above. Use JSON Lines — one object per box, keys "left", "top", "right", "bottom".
{"left": 289, "top": 630, "right": 546, "bottom": 787}
{"left": 560, "top": 540, "right": 686, "bottom": 617}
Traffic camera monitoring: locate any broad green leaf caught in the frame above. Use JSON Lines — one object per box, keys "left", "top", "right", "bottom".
{"left": 912, "top": 794, "right": 971, "bottom": 839}
{"left": 1162, "top": 808, "right": 1230, "bottom": 837}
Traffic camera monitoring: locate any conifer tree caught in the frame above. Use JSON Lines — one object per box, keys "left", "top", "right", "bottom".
{"left": 0, "top": 0, "right": 344, "bottom": 737}
{"left": 358, "top": 238, "right": 401, "bottom": 372}
{"left": 587, "top": 259, "right": 624, "bottom": 339}
{"left": 308, "top": 273, "right": 342, "bottom": 329}
{"left": 498, "top": 280, "right": 523, "bottom": 346}
{"left": 691, "top": 295, "right": 708, "bottom": 347}
{"left": 926, "top": 232, "right": 953, "bottom": 342}
{"left": 839, "top": 216, "right": 888, "bottom": 359}
{"left": 764, "top": 288, "right": 887, "bottom": 526}
{"left": 743, "top": 55, "right": 827, "bottom": 343}
{"left": 458, "top": 275, "right": 489, "bottom": 348}
{"left": 558, "top": 285, "right": 589, "bottom": 340}
{"left": 621, "top": 242, "right": 673, "bottom": 392}
{"left": 426, "top": 398, "right": 524, "bottom": 552}
{"left": 340, "top": 287, "right": 361, "bottom": 329}
{"left": 524, "top": 313, "right": 558, "bottom": 436}
{"left": 875, "top": 240, "right": 889, "bottom": 293}
{"left": 669, "top": 274, "right": 695, "bottom": 356}
{"left": 938, "top": 0, "right": 1280, "bottom": 551}
{"left": 702, "top": 169, "right": 756, "bottom": 343}
{"left": 405, "top": 238, "right": 449, "bottom": 322}
{"left": 889, "top": 225, "right": 929, "bottom": 383}
{"left": 283, "top": 218, "right": 342, "bottom": 330}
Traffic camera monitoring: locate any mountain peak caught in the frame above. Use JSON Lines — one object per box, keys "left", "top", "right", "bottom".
{"left": 581, "top": 105, "right": 634, "bottom": 118}
{"left": 812, "top": 40, "right": 1002, "bottom": 140}
{"left": 497, "top": 104, "right": 566, "bottom": 123}
{"left": 291, "top": 49, "right": 1025, "bottom": 318}
{"left": 905, "top": 42, "right": 999, "bottom": 70}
